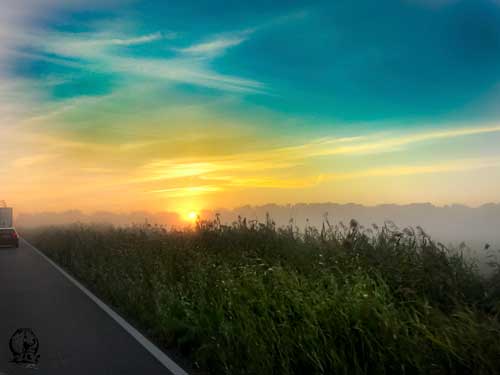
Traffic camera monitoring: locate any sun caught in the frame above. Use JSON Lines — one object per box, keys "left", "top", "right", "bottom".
{"left": 185, "top": 211, "right": 198, "bottom": 222}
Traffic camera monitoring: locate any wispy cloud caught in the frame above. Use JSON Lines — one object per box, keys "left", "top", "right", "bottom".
{"left": 124, "top": 123, "right": 500, "bottom": 196}
{"left": 324, "top": 157, "right": 500, "bottom": 181}
{"left": 110, "top": 55, "right": 264, "bottom": 92}
{"left": 16, "top": 23, "right": 264, "bottom": 93}
{"left": 107, "top": 32, "right": 168, "bottom": 46}
{"left": 181, "top": 36, "right": 245, "bottom": 54}
{"left": 178, "top": 29, "right": 253, "bottom": 57}
{"left": 148, "top": 185, "right": 223, "bottom": 197}
{"left": 32, "top": 30, "right": 165, "bottom": 59}
{"left": 141, "top": 155, "right": 500, "bottom": 198}
{"left": 25, "top": 120, "right": 500, "bottom": 169}
{"left": 274, "top": 123, "right": 500, "bottom": 159}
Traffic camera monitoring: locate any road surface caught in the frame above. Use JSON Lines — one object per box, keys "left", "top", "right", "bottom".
{"left": 0, "top": 240, "right": 185, "bottom": 375}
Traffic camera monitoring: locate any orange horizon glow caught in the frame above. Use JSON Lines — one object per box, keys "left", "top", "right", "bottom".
{"left": 4, "top": 121, "right": 500, "bottom": 215}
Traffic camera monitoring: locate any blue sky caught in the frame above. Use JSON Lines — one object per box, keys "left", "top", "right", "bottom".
{"left": 15, "top": 0, "right": 500, "bottom": 124}
{"left": 2, "top": 0, "right": 500, "bottom": 214}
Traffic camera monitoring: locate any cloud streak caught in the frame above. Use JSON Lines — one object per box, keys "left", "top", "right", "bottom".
{"left": 122, "top": 123, "right": 500, "bottom": 196}
{"left": 14, "top": 22, "right": 264, "bottom": 93}
{"left": 178, "top": 28, "right": 254, "bottom": 57}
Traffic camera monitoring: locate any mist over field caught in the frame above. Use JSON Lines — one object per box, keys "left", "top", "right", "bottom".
{"left": 17, "top": 202, "right": 500, "bottom": 252}
{"left": 25, "top": 209, "right": 500, "bottom": 374}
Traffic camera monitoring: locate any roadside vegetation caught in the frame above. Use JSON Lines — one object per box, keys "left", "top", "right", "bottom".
{"left": 23, "top": 216, "right": 500, "bottom": 374}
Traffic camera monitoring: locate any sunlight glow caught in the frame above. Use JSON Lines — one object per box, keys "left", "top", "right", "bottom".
{"left": 185, "top": 211, "right": 199, "bottom": 222}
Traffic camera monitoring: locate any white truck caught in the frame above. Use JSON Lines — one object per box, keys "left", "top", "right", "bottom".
{"left": 0, "top": 202, "right": 13, "bottom": 228}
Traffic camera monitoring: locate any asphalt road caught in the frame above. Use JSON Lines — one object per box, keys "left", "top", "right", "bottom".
{"left": 0, "top": 240, "right": 179, "bottom": 375}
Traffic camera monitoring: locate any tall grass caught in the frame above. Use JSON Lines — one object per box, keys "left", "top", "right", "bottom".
{"left": 23, "top": 217, "right": 500, "bottom": 374}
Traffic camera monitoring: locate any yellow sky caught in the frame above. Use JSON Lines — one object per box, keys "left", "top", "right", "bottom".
{"left": 4, "top": 110, "right": 500, "bottom": 217}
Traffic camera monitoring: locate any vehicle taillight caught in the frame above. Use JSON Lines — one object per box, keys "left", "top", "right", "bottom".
{"left": 11, "top": 232, "right": 18, "bottom": 239}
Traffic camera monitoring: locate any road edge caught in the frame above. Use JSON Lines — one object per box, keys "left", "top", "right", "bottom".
{"left": 22, "top": 238, "right": 190, "bottom": 375}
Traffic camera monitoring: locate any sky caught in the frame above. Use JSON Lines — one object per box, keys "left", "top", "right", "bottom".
{"left": 2, "top": 0, "right": 500, "bottom": 219}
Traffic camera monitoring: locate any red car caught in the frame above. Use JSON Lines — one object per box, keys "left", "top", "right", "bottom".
{"left": 0, "top": 228, "right": 19, "bottom": 248}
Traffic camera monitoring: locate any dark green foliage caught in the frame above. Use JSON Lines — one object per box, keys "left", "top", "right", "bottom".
{"left": 23, "top": 218, "right": 500, "bottom": 374}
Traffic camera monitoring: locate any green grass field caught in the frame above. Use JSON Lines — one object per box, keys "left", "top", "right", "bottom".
{"left": 23, "top": 217, "right": 500, "bottom": 374}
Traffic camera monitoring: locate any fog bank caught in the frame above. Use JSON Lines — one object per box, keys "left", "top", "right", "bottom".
{"left": 16, "top": 203, "right": 500, "bottom": 252}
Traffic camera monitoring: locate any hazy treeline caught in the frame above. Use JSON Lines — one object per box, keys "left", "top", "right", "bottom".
{"left": 16, "top": 210, "right": 181, "bottom": 228}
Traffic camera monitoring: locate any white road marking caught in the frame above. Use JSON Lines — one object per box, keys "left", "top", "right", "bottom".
{"left": 22, "top": 239, "right": 189, "bottom": 375}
